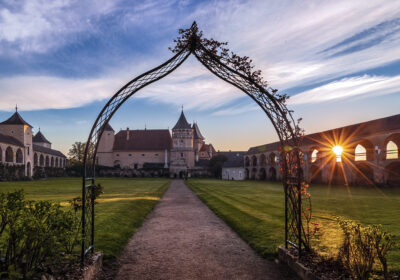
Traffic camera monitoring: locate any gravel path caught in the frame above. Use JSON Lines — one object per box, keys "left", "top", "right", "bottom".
{"left": 103, "top": 179, "right": 294, "bottom": 280}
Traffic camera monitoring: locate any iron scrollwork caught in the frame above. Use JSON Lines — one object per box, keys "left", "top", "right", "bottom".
{"left": 81, "top": 22, "right": 304, "bottom": 262}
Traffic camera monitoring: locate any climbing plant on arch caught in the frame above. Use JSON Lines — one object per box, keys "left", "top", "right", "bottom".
{"left": 81, "top": 22, "right": 305, "bottom": 261}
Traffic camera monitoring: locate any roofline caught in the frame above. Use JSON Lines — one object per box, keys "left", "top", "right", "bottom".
{"left": 246, "top": 113, "right": 400, "bottom": 153}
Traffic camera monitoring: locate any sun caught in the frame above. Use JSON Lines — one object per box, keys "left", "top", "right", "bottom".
{"left": 332, "top": 145, "right": 343, "bottom": 162}
{"left": 332, "top": 145, "right": 343, "bottom": 156}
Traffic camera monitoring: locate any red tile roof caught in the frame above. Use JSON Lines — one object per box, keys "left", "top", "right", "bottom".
{"left": 199, "top": 144, "right": 216, "bottom": 154}
{"left": 113, "top": 129, "right": 172, "bottom": 151}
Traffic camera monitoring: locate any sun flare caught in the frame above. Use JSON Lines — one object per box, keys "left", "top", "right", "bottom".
{"left": 332, "top": 145, "right": 343, "bottom": 156}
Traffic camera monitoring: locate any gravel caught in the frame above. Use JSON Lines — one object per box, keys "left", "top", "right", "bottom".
{"left": 100, "top": 179, "right": 295, "bottom": 280}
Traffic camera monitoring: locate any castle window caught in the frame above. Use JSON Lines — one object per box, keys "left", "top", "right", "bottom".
{"left": 181, "top": 153, "right": 184, "bottom": 157}
{"left": 386, "top": 141, "right": 398, "bottom": 159}
{"left": 155, "top": 153, "right": 159, "bottom": 156}
{"left": 134, "top": 164, "right": 138, "bottom": 169}
{"left": 142, "top": 154, "right": 145, "bottom": 156}
{"left": 116, "top": 154, "right": 119, "bottom": 157}
{"left": 129, "top": 154, "right": 132, "bottom": 156}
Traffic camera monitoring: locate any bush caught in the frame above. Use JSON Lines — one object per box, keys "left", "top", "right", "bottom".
{"left": 0, "top": 163, "right": 26, "bottom": 181}
{"left": 0, "top": 190, "right": 81, "bottom": 279}
{"left": 337, "top": 218, "right": 395, "bottom": 279}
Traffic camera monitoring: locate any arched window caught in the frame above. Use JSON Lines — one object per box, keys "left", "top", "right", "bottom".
{"left": 39, "top": 154, "right": 44, "bottom": 166}
{"left": 269, "top": 153, "right": 277, "bottom": 165}
{"left": 0, "top": 147, "right": 2, "bottom": 162}
{"left": 311, "top": 149, "right": 319, "bottom": 163}
{"left": 51, "top": 157, "right": 54, "bottom": 167}
{"left": 355, "top": 144, "right": 367, "bottom": 161}
{"left": 16, "top": 149, "right": 23, "bottom": 163}
{"left": 45, "top": 156, "right": 49, "bottom": 167}
{"left": 245, "top": 157, "right": 250, "bottom": 167}
{"left": 34, "top": 153, "right": 38, "bottom": 166}
{"left": 5, "top": 147, "right": 13, "bottom": 162}
{"left": 55, "top": 158, "right": 59, "bottom": 167}
{"left": 260, "top": 154, "right": 266, "bottom": 165}
{"left": 386, "top": 141, "right": 398, "bottom": 159}
{"left": 251, "top": 155, "right": 257, "bottom": 166}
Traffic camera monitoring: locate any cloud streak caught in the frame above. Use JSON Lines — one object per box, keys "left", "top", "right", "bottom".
{"left": 288, "top": 74, "right": 400, "bottom": 105}
{"left": 0, "top": 0, "right": 400, "bottom": 111}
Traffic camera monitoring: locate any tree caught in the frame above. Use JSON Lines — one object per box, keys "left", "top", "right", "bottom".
{"left": 208, "top": 154, "right": 228, "bottom": 178}
{"left": 68, "top": 142, "right": 86, "bottom": 163}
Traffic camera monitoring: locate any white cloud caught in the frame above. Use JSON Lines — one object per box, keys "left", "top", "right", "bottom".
{"left": 0, "top": 75, "right": 118, "bottom": 110}
{"left": 0, "top": 0, "right": 120, "bottom": 53}
{"left": 211, "top": 104, "right": 258, "bottom": 116}
{"left": 0, "top": 57, "right": 243, "bottom": 111}
{"left": 288, "top": 74, "right": 400, "bottom": 105}
{"left": 1, "top": 0, "right": 400, "bottom": 110}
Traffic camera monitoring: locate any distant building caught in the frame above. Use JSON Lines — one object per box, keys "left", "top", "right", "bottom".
{"left": 0, "top": 110, "right": 66, "bottom": 177}
{"left": 245, "top": 114, "right": 400, "bottom": 186}
{"left": 221, "top": 151, "right": 246, "bottom": 180}
{"left": 97, "top": 109, "right": 216, "bottom": 178}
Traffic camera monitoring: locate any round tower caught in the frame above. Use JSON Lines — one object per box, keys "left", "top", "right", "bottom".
{"left": 97, "top": 123, "right": 115, "bottom": 166}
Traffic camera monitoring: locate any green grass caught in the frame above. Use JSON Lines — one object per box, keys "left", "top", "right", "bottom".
{"left": 0, "top": 177, "right": 170, "bottom": 262}
{"left": 187, "top": 179, "right": 400, "bottom": 271}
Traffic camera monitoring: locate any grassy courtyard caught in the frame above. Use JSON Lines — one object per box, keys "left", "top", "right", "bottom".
{"left": 0, "top": 177, "right": 170, "bottom": 262}
{"left": 187, "top": 179, "right": 400, "bottom": 271}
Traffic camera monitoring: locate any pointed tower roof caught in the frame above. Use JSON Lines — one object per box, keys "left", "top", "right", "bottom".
{"left": 173, "top": 110, "right": 191, "bottom": 130}
{"left": 33, "top": 131, "right": 51, "bottom": 144}
{"left": 103, "top": 123, "right": 114, "bottom": 132}
{"left": 192, "top": 123, "right": 205, "bottom": 140}
{"left": 0, "top": 111, "right": 32, "bottom": 127}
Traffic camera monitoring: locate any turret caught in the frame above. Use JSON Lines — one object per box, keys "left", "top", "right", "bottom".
{"left": 98, "top": 123, "right": 115, "bottom": 153}
{"left": 172, "top": 109, "right": 193, "bottom": 150}
{"left": 97, "top": 123, "right": 115, "bottom": 166}
{"left": 33, "top": 130, "right": 51, "bottom": 149}
{"left": 170, "top": 109, "right": 195, "bottom": 173}
{"left": 0, "top": 108, "right": 33, "bottom": 175}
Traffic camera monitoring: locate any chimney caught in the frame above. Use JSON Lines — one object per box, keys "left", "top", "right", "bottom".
{"left": 209, "top": 145, "right": 213, "bottom": 158}
{"left": 126, "top": 127, "right": 130, "bottom": 140}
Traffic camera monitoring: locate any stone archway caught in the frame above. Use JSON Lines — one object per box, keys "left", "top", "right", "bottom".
{"left": 81, "top": 22, "right": 304, "bottom": 260}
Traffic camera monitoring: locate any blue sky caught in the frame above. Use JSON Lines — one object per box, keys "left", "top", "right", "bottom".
{"left": 0, "top": 0, "right": 400, "bottom": 155}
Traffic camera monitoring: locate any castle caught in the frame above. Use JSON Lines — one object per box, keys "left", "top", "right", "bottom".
{"left": 245, "top": 113, "right": 400, "bottom": 186}
{"left": 0, "top": 109, "right": 66, "bottom": 177}
{"left": 97, "top": 109, "right": 216, "bottom": 177}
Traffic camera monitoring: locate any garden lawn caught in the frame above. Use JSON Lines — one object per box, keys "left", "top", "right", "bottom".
{"left": 187, "top": 179, "right": 400, "bottom": 272}
{"left": 0, "top": 177, "right": 170, "bottom": 262}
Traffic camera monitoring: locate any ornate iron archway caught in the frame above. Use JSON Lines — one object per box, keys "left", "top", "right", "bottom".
{"left": 82, "top": 22, "right": 304, "bottom": 261}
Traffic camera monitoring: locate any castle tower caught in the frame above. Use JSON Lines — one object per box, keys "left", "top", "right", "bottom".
{"left": 170, "top": 109, "right": 195, "bottom": 177}
{"left": 97, "top": 123, "right": 115, "bottom": 166}
{"left": 33, "top": 130, "right": 51, "bottom": 149}
{"left": 0, "top": 108, "right": 33, "bottom": 176}
{"left": 192, "top": 122, "right": 205, "bottom": 162}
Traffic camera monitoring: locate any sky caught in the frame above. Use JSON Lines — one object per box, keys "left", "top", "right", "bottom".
{"left": 0, "top": 0, "right": 399, "bottom": 155}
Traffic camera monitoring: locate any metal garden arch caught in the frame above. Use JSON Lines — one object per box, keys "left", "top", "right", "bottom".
{"left": 82, "top": 22, "right": 304, "bottom": 262}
